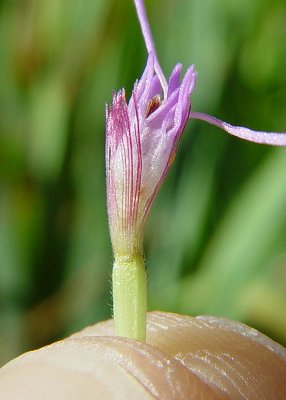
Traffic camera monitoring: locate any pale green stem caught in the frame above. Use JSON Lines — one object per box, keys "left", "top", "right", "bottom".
{"left": 112, "top": 254, "right": 147, "bottom": 341}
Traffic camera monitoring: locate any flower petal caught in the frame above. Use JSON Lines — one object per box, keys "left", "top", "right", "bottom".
{"left": 167, "top": 64, "right": 182, "bottom": 97}
{"left": 148, "top": 75, "right": 162, "bottom": 100}
{"left": 167, "top": 66, "right": 196, "bottom": 139}
{"left": 136, "top": 53, "right": 155, "bottom": 100}
{"left": 190, "top": 111, "right": 286, "bottom": 146}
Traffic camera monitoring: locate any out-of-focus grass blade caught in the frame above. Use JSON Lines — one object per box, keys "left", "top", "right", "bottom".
{"left": 180, "top": 147, "right": 286, "bottom": 319}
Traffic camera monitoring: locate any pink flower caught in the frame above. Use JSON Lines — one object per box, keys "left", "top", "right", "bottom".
{"left": 106, "top": 0, "right": 286, "bottom": 257}
{"left": 106, "top": 54, "right": 196, "bottom": 257}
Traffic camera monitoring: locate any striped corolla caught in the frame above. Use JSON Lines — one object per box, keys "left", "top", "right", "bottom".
{"left": 106, "top": 53, "right": 196, "bottom": 257}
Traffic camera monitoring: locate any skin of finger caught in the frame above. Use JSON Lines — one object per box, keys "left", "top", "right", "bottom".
{"left": 146, "top": 313, "right": 286, "bottom": 400}
{"left": 72, "top": 311, "right": 286, "bottom": 400}
{"left": 0, "top": 334, "right": 226, "bottom": 400}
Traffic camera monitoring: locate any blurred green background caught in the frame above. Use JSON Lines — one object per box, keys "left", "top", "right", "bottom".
{"left": 1, "top": 0, "right": 286, "bottom": 366}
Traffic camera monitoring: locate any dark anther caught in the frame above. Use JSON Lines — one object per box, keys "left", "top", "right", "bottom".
{"left": 145, "top": 94, "right": 161, "bottom": 117}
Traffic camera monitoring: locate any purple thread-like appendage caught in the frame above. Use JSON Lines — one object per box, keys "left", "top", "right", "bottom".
{"left": 190, "top": 112, "right": 286, "bottom": 146}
